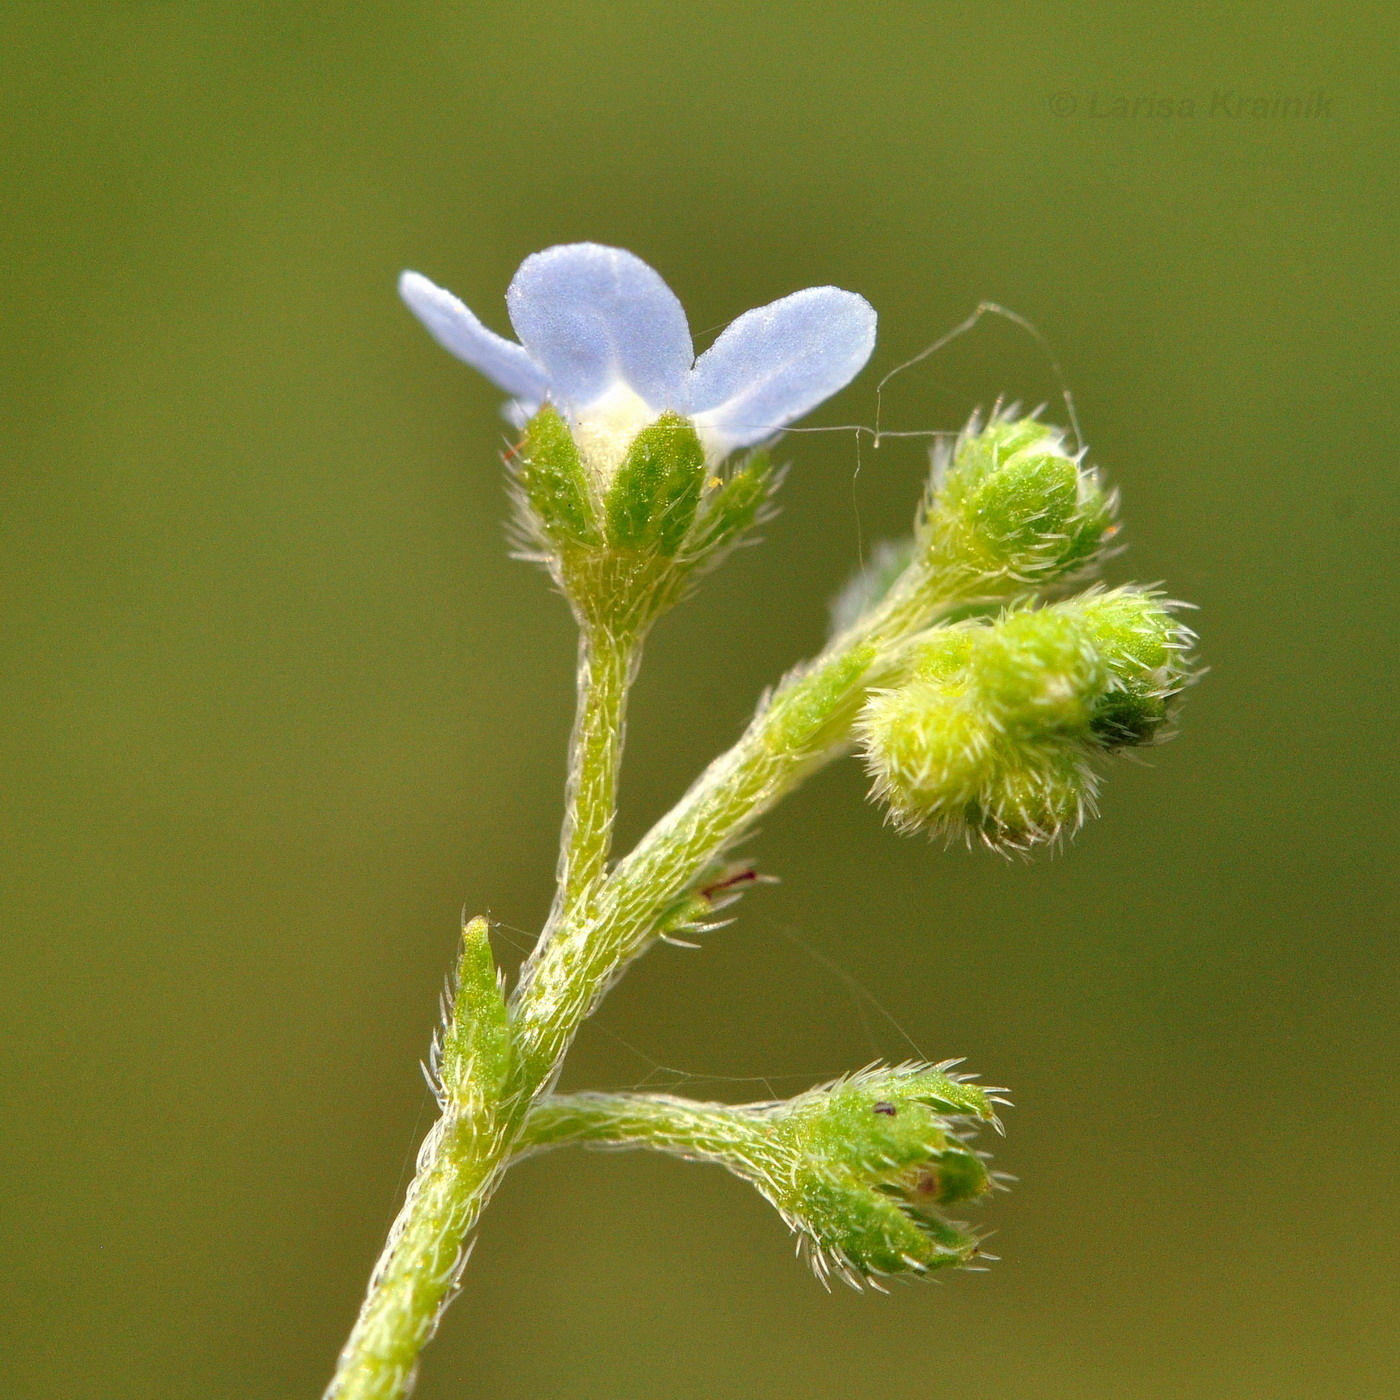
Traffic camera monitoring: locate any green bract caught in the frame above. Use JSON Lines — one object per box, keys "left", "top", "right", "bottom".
{"left": 436, "top": 917, "right": 511, "bottom": 1108}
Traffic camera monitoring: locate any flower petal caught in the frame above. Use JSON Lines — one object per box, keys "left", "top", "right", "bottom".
{"left": 506, "top": 243, "right": 693, "bottom": 414}
{"left": 399, "top": 270, "right": 549, "bottom": 404}
{"left": 687, "top": 287, "right": 877, "bottom": 451}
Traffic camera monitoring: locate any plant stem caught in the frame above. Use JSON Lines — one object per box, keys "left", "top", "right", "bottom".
{"left": 553, "top": 623, "right": 639, "bottom": 922}
{"left": 519, "top": 1091, "right": 775, "bottom": 1175}
{"left": 324, "top": 625, "right": 640, "bottom": 1400}
{"left": 324, "top": 919, "right": 517, "bottom": 1400}
{"left": 323, "top": 1110, "right": 510, "bottom": 1400}
{"left": 510, "top": 564, "right": 971, "bottom": 1085}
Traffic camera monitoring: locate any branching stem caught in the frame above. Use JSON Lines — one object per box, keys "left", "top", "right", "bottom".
{"left": 509, "top": 562, "right": 973, "bottom": 1086}
{"left": 327, "top": 552, "right": 978, "bottom": 1400}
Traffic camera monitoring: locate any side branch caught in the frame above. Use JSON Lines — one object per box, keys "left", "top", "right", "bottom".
{"left": 519, "top": 1091, "right": 773, "bottom": 1175}
{"left": 514, "top": 1067, "right": 1003, "bottom": 1289}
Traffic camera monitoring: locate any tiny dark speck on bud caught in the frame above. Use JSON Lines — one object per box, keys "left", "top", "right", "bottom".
{"left": 872, "top": 1101, "right": 897, "bottom": 1116}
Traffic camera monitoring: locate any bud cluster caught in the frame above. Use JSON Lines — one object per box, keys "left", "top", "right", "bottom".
{"left": 858, "top": 590, "right": 1194, "bottom": 851}
{"left": 509, "top": 406, "right": 775, "bottom": 628}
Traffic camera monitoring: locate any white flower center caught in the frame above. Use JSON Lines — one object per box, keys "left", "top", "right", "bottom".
{"left": 570, "top": 381, "right": 659, "bottom": 485}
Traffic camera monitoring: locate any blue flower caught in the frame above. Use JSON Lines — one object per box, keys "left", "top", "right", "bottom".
{"left": 399, "top": 243, "right": 876, "bottom": 471}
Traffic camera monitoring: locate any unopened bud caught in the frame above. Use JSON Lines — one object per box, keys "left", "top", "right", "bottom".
{"left": 769, "top": 1063, "right": 1002, "bottom": 1283}
{"left": 923, "top": 413, "right": 1116, "bottom": 592}
{"left": 858, "top": 591, "right": 1193, "bottom": 850}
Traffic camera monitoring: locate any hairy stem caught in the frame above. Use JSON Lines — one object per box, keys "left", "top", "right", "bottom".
{"left": 510, "top": 562, "right": 974, "bottom": 1085}
{"left": 327, "top": 557, "right": 978, "bottom": 1398}
{"left": 553, "top": 624, "right": 640, "bottom": 921}
{"left": 324, "top": 919, "right": 517, "bottom": 1400}
{"left": 323, "top": 1111, "right": 511, "bottom": 1400}
{"left": 323, "top": 626, "right": 643, "bottom": 1400}
{"left": 519, "top": 1091, "right": 776, "bottom": 1177}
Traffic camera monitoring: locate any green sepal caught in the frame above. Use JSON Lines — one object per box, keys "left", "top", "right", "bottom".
{"left": 516, "top": 416, "right": 776, "bottom": 625}
{"left": 516, "top": 405, "right": 600, "bottom": 548}
{"left": 1077, "top": 591, "right": 1190, "bottom": 747}
{"left": 970, "top": 451, "right": 1109, "bottom": 574}
{"left": 795, "top": 1177, "right": 979, "bottom": 1277}
{"left": 784, "top": 1065, "right": 995, "bottom": 1158}
{"left": 653, "top": 859, "right": 766, "bottom": 941}
{"left": 1091, "top": 687, "right": 1168, "bottom": 747}
{"left": 685, "top": 451, "right": 775, "bottom": 558}
{"left": 960, "top": 742, "right": 1092, "bottom": 850}
{"left": 439, "top": 916, "right": 511, "bottom": 1106}
{"left": 604, "top": 411, "right": 707, "bottom": 555}
{"left": 914, "top": 1142, "right": 993, "bottom": 1208}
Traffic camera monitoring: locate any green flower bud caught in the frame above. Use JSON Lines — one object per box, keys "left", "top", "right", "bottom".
{"left": 861, "top": 680, "right": 1093, "bottom": 849}
{"left": 964, "top": 742, "right": 1096, "bottom": 850}
{"left": 859, "top": 680, "right": 997, "bottom": 829}
{"left": 923, "top": 412, "right": 1116, "bottom": 592}
{"left": 768, "top": 1063, "right": 1002, "bottom": 1284}
{"left": 858, "top": 590, "right": 1193, "bottom": 850}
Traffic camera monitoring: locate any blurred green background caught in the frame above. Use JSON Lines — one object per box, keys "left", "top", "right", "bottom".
{"left": 3, "top": 4, "right": 1396, "bottom": 1398}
